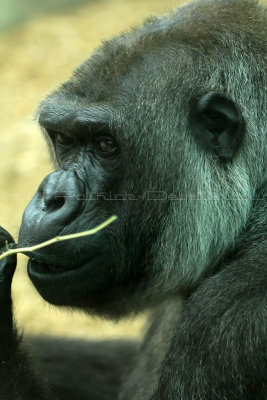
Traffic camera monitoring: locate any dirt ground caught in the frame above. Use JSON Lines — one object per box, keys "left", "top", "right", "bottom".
{"left": 0, "top": 0, "right": 187, "bottom": 340}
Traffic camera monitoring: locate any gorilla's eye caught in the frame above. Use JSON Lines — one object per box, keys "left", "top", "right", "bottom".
{"left": 94, "top": 136, "right": 117, "bottom": 155}
{"left": 55, "top": 133, "right": 75, "bottom": 146}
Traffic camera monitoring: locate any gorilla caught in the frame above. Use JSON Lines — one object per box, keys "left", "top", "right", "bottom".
{"left": 0, "top": 0, "right": 266, "bottom": 398}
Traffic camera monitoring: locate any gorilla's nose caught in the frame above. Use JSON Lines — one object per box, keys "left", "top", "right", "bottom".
{"left": 39, "top": 170, "right": 83, "bottom": 217}
{"left": 42, "top": 170, "right": 78, "bottom": 213}
{"left": 19, "top": 170, "right": 84, "bottom": 246}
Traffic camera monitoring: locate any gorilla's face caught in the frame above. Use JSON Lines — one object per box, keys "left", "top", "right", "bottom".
{"left": 18, "top": 109, "right": 153, "bottom": 314}
{"left": 18, "top": 95, "right": 166, "bottom": 315}
{"left": 19, "top": 7, "right": 252, "bottom": 317}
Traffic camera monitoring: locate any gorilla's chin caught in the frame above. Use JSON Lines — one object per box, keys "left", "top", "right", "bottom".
{"left": 27, "top": 256, "right": 115, "bottom": 306}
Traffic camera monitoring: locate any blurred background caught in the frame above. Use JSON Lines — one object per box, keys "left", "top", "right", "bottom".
{"left": 0, "top": 0, "right": 188, "bottom": 340}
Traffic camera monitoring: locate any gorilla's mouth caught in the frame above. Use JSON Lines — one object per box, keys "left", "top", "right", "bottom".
{"left": 27, "top": 253, "right": 79, "bottom": 273}
{"left": 27, "top": 254, "right": 116, "bottom": 306}
{"left": 27, "top": 256, "right": 90, "bottom": 291}
{"left": 28, "top": 259, "right": 66, "bottom": 274}
{"left": 28, "top": 259, "right": 84, "bottom": 305}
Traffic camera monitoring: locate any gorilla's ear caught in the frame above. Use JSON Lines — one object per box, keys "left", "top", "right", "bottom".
{"left": 190, "top": 93, "right": 244, "bottom": 161}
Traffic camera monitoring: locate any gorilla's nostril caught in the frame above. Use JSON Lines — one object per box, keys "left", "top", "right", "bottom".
{"left": 50, "top": 195, "right": 65, "bottom": 211}
{"left": 43, "top": 193, "right": 65, "bottom": 212}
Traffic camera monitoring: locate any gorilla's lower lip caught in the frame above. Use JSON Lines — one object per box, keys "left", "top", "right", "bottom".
{"left": 27, "top": 256, "right": 113, "bottom": 306}
{"left": 28, "top": 260, "right": 86, "bottom": 306}
{"left": 27, "top": 259, "right": 82, "bottom": 280}
{"left": 28, "top": 257, "right": 73, "bottom": 273}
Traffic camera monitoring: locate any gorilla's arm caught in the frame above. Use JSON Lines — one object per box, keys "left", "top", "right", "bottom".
{"left": 153, "top": 246, "right": 267, "bottom": 400}
{"left": 0, "top": 227, "right": 51, "bottom": 400}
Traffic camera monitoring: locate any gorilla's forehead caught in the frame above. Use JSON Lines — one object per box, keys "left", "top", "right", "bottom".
{"left": 62, "top": 2, "right": 262, "bottom": 92}
{"left": 41, "top": 0, "right": 265, "bottom": 116}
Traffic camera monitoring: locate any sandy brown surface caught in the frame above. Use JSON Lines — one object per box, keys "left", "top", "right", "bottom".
{"left": 0, "top": 0, "right": 188, "bottom": 340}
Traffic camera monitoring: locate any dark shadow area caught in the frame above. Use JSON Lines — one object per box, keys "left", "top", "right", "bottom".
{"left": 26, "top": 335, "right": 139, "bottom": 400}
{"left": 0, "top": 0, "right": 100, "bottom": 31}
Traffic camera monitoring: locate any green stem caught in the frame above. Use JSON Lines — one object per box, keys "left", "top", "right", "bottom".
{"left": 0, "top": 215, "right": 118, "bottom": 261}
